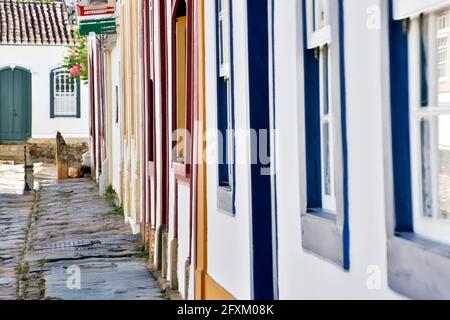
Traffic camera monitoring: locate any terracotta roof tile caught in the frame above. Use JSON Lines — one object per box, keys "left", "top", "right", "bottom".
{"left": 0, "top": 0, "right": 74, "bottom": 45}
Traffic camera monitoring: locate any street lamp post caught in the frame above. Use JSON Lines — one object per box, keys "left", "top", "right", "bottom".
{"left": 23, "top": 146, "right": 34, "bottom": 194}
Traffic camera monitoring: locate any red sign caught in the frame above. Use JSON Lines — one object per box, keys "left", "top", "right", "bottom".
{"left": 76, "top": 0, "right": 116, "bottom": 19}
{"left": 77, "top": 5, "right": 115, "bottom": 17}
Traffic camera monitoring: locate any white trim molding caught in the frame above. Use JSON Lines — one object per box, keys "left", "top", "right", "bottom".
{"left": 394, "top": 0, "right": 450, "bottom": 20}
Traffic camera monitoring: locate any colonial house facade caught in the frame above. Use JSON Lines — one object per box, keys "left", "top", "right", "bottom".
{"left": 87, "top": 0, "right": 450, "bottom": 300}
{"left": 0, "top": 0, "right": 90, "bottom": 144}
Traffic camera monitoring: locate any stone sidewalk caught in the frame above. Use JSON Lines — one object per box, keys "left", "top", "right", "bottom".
{"left": 0, "top": 164, "right": 37, "bottom": 299}
{"left": 0, "top": 164, "right": 162, "bottom": 300}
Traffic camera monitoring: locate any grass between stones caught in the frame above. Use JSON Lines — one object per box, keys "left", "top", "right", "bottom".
{"left": 16, "top": 189, "right": 43, "bottom": 300}
{"left": 103, "top": 184, "right": 124, "bottom": 217}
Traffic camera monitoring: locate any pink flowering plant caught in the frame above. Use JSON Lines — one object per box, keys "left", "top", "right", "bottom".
{"left": 63, "top": 30, "right": 88, "bottom": 83}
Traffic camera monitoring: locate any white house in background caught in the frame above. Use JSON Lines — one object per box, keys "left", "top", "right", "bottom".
{"left": 0, "top": 0, "right": 89, "bottom": 144}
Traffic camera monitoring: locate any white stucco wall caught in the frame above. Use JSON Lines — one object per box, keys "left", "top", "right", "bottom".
{"left": 109, "top": 43, "right": 123, "bottom": 200}
{"left": 0, "top": 45, "right": 89, "bottom": 139}
{"left": 204, "top": 0, "right": 253, "bottom": 300}
{"left": 151, "top": 0, "right": 163, "bottom": 271}
{"left": 154, "top": 0, "right": 163, "bottom": 231}
{"left": 88, "top": 36, "right": 101, "bottom": 182}
{"left": 273, "top": 0, "right": 404, "bottom": 299}
{"left": 176, "top": 183, "right": 191, "bottom": 298}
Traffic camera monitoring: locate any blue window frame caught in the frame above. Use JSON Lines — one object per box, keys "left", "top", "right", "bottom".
{"left": 387, "top": 0, "right": 450, "bottom": 299}
{"left": 216, "top": 0, "right": 235, "bottom": 214}
{"left": 50, "top": 67, "right": 81, "bottom": 118}
{"left": 301, "top": 0, "right": 349, "bottom": 269}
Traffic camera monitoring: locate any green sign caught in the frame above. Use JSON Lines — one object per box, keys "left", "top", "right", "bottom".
{"left": 79, "top": 18, "right": 116, "bottom": 36}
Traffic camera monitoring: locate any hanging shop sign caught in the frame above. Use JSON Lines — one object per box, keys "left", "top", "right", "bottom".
{"left": 76, "top": 0, "right": 117, "bottom": 36}
{"left": 79, "top": 18, "right": 117, "bottom": 36}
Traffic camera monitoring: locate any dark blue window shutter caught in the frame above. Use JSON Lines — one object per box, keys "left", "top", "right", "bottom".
{"left": 389, "top": 11, "right": 414, "bottom": 232}
{"left": 50, "top": 69, "right": 55, "bottom": 118}
{"left": 216, "top": 0, "right": 236, "bottom": 191}
{"left": 420, "top": 14, "right": 429, "bottom": 107}
{"left": 217, "top": 78, "right": 229, "bottom": 186}
{"left": 303, "top": 46, "right": 322, "bottom": 208}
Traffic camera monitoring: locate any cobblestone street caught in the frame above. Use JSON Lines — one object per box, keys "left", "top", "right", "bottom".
{"left": 0, "top": 164, "right": 162, "bottom": 300}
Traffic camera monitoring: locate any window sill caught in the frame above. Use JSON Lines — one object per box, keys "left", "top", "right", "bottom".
{"left": 172, "top": 161, "right": 191, "bottom": 180}
{"left": 308, "top": 25, "right": 331, "bottom": 49}
{"left": 307, "top": 208, "right": 337, "bottom": 222}
{"left": 51, "top": 116, "right": 80, "bottom": 119}
{"left": 217, "top": 186, "right": 234, "bottom": 215}
{"left": 301, "top": 208, "right": 345, "bottom": 269}
{"left": 388, "top": 232, "right": 450, "bottom": 299}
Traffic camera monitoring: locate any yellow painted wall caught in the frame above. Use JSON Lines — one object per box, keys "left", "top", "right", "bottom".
{"left": 118, "top": 0, "right": 142, "bottom": 232}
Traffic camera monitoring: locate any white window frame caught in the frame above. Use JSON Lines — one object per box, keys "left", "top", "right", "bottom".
{"left": 52, "top": 68, "right": 79, "bottom": 117}
{"left": 437, "top": 36, "right": 448, "bottom": 81}
{"left": 394, "top": 0, "right": 450, "bottom": 20}
{"left": 225, "top": 78, "right": 233, "bottom": 188}
{"left": 319, "top": 44, "right": 336, "bottom": 213}
{"left": 305, "top": 0, "right": 336, "bottom": 213}
{"left": 408, "top": 9, "right": 450, "bottom": 245}
{"left": 306, "top": 0, "right": 331, "bottom": 49}
{"left": 218, "top": 0, "right": 233, "bottom": 189}
{"left": 301, "top": 0, "right": 347, "bottom": 268}
{"left": 218, "top": 0, "right": 231, "bottom": 78}
{"left": 385, "top": 0, "right": 450, "bottom": 299}
{"left": 437, "top": 11, "right": 449, "bottom": 81}
{"left": 216, "top": 0, "right": 234, "bottom": 213}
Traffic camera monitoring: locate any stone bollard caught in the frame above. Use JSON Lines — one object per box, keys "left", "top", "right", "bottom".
{"left": 56, "top": 132, "right": 69, "bottom": 180}
{"left": 23, "top": 146, "right": 34, "bottom": 193}
{"left": 170, "top": 238, "right": 178, "bottom": 290}
{"left": 161, "top": 230, "right": 168, "bottom": 279}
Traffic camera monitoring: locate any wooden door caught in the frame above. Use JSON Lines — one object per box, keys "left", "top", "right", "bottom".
{"left": 0, "top": 67, "right": 32, "bottom": 143}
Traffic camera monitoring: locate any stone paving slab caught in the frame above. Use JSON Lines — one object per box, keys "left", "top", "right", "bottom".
{"left": 23, "top": 178, "right": 162, "bottom": 300}
{"left": 44, "top": 258, "right": 161, "bottom": 300}
{"left": 0, "top": 165, "right": 35, "bottom": 300}
{"left": 0, "top": 164, "right": 162, "bottom": 300}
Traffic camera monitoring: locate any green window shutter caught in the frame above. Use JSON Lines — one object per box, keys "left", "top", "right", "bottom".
{"left": 50, "top": 69, "right": 55, "bottom": 118}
